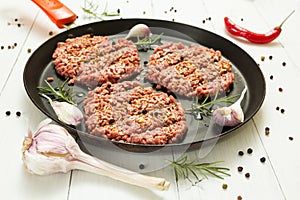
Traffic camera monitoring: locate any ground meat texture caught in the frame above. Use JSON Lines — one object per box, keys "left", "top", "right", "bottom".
{"left": 145, "top": 42, "right": 234, "bottom": 98}
{"left": 52, "top": 35, "right": 108, "bottom": 84}
{"left": 83, "top": 81, "right": 188, "bottom": 145}
{"left": 52, "top": 35, "right": 142, "bottom": 87}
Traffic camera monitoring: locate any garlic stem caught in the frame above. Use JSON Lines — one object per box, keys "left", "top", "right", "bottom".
{"left": 72, "top": 152, "right": 170, "bottom": 190}
{"left": 65, "top": 136, "right": 170, "bottom": 190}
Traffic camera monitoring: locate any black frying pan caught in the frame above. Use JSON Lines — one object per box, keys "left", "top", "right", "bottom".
{"left": 23, "top": 19, "right": 265, "bottom": 153}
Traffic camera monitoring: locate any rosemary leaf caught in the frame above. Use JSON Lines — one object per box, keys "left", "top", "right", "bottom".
{"left": 37, "top": 79, "right": 76, "bottom": 105}
{"left": 134, "top": 33, "right": 163, "bottom": 46}
{"left": 134, "top": 33, "right": 163, "bottom": 51}
{"left": 185, "top": 92, "right": 240, "bottom": 117}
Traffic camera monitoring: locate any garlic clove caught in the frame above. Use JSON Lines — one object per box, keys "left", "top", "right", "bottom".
{"left": 213, "top": 107, "right": 242, "bottom": 127}
{"left": 125, "top": 24, "right": 152, "bottom": 39}
{"left": 22, "top": 119, "right": 170, "bottom": 191}
{"left": 40, "top": 94, "right": 83, "bottom": 126}
{"left": 212, "top": 87, "right": 247, "bottom": 127}
{"left": 49, "top": 100, "right": 83, "bottom": 126}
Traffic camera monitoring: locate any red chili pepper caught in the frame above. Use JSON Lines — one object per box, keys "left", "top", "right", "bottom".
{"left": 224, "top": 10, "right": 295, "bottom": 44}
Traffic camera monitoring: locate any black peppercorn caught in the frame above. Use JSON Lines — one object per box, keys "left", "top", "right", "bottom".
{"left": 238, "top": 150, "right": 244, "bottom": 156}
{"left": 108, "top": 118, "right": 115, "bottom": 124}
{"left": 5, "top": 111, "right": 11, "bottom": 116}
{"left": 142, "top": 110, "right": 147, "bottom": 114}
{"left": 247, "top": 148, "right": 253, "bottom": 154}
{"left": 16, "top": 111, "right": 21, "bottom": 117}
{"left": 139, "top": 164, "right": 145, "bottom": 169}
{"left": 260, "top": 157, "right": 266, "bottom": 163}
{"left": 237, "top": 166, "right": 243, "bottom": 172}
{"left": 245, "top": 172, "right": 250, "bottom": 178}
{"left": 282, "top": 62, "right": 286, "bottom": 66}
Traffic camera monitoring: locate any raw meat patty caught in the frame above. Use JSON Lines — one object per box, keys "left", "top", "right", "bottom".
{"left": 83, "top": 81, "right": 188, "bottom": 145}
{"left": 145, "top": 42, "right": 234, "bottom": 98}
{"left": 52, "top": 34, "right": 142, "bottom": 87}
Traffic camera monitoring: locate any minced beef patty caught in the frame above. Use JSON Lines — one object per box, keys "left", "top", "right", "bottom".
{"left": 145, "top": 42, "right": 234, "bottom": 98}
{"left": 83, "top": 81, "right": 188, "bottom": 145}
{"left": 52, "top": 35, "right": 142, "bottom": 87}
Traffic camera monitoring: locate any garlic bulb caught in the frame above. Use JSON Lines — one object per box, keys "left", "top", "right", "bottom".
{"left": 42, "top": 94, "right": 83, "bottom": 126}
{"left": 22, "top": 119, "right": 170, "bottom": 191}
{"left": 212, "top": 87, "right": 247, "bottom": 127}
{"left": 125, "top": 24, "right": 152, "bottom": 39}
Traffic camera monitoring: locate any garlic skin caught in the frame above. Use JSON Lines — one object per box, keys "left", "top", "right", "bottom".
{"left": 49, "top": 100, "right": 83, "bottom": 126}
{"left": 213, "top": 87, "right": 247, "bottom": 127}
{"left": 22, "top": 119, "right": 170, "bottom": 191}
{"left": 125, "top": 24, "right": 152, "bottom": 39}
{"left": 22, "top": 119, "right": 75, "bottom": 175}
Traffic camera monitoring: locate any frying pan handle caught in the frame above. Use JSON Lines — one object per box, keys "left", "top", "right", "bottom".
{"left": 31, "top": 0, "right": 77, "bottom": 28}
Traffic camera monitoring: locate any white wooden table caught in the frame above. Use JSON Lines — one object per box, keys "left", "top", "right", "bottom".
{"left": 1, "top": 0, "right": 300, "bottom": 199}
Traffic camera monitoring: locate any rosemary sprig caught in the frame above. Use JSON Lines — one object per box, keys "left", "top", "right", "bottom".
{"left": 186, "top": 92, "right": 240, "bottom": 117}
{"left": 170, "top": 155, "right": 230, "bottom": 185}
{"left": 37, "top": 79, "right": 76, "bottom": 105}
{"left": 82, "top": 0, "right": 120, "bottom": 20}
{"left": 134, "top": 33, "right": 163, "bottom": 46}
{"left": 134, "top": 33, "right": 163, "bottom": 51}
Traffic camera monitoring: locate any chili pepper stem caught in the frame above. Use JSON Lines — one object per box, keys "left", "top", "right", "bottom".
{"left": 278, "top": 10, "right": 295, "bottom": 28}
